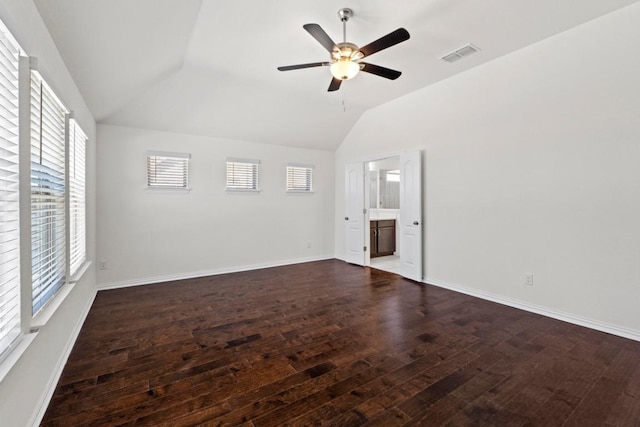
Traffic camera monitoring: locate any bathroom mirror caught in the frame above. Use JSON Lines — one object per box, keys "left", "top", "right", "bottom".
{"left": 369, "top": 158, "right": 400, "bottom": 209}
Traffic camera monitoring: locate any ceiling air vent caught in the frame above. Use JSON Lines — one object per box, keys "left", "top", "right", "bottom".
{"left": 441, "top": 44, "right": 480, "bottom": 63}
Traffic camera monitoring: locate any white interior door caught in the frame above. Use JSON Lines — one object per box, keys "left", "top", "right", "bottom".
{"left": 344, "top": 162, "right": 365, "bottom": 265}
{"left": 399, "top": 150, "right": 423, "bottom": 281}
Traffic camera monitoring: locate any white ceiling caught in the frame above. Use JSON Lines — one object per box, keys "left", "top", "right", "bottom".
{"left": 34, "top": 0, "right": 640, "bottom": 151}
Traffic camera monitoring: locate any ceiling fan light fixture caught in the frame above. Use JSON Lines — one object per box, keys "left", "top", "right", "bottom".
{"left": 277, "top": 8, "right": 410, "bottom": 91}
{"left": 330, "top": 58, "right": 360, "bottom": 80}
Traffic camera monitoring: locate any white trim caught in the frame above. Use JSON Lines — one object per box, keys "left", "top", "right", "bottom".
{"left": 30, "top": 288, "right": 97, "bottom": 427}
{"left": 97, "top": 255, "right": 334, "bottom": 291}
{"left": 426, "top": 278, "right": 640, "bottom": 342}
{"left": 344, "top": 247, "right": 640, "bottom": 341}
{"left": 225, "top": 159, "right": 260, "bottom": 192}
{"left": 286, "top": 164, "right": 313, "bottom": 193}
{"left": 0, "top": 26, "right": 22, "bottom": 359}
{"left": 286, "top": 162, "right": 314, "bottom": 169}
{"left": 146, "top": 150, "right": 190, "bottom": 159}
{"left": 30, "top": 65, "right": 68, "bottom": 315}
{"left": 67, "top": 118, "right": 87, "bottom": 277}
{"left": 30, "top": 283, "right": 76, "bottom": 330}
{"left": 18, "top": 55, "right": 32, "bottom": 336}
{"left": 226, "top": 157, "right": 260, "bottom": 164}
{"left": 359, "top": 152, "right": 401, "bottom": 164}
{"left": 30, "top": 64, "right": 69, "bottom": 114}
{"left": 146, "top": 152, "right": 190, "bottom": 190}
{"left": 69, "top": 260, "right": 92, "bottom": 284}
{"left": 339, "top": 250, "right": 640, "bottom": 341}
{"left": 225, "top": 188, "right": 260, "bottom": 194}
{"left": 144, "top": 186, "right": 191, "bottom": 193}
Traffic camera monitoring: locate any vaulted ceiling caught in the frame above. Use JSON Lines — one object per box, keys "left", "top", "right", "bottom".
{"left": 34, "top": 0, "right": 640, "bottom": 150}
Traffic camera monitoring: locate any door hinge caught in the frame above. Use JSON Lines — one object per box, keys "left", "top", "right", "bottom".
{"left": 363, "top": 208, "right": 367, "bottom": 214}
{"left": 363, "top": 246, "right": 367, "bottom": 252}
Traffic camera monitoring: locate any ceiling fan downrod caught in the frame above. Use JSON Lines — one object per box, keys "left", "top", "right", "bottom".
{"left": 338, "top": 8, "right": 353, "bottom": 43}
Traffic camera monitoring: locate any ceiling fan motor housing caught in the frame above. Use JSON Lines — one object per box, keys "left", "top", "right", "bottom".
{"left": 332, "top": 42, "right": 362, "bottom": 60}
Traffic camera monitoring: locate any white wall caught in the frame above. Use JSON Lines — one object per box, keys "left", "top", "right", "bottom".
{"left": 0, "top": 1, "right": 97, "bottom": 425}
{"left": 335, "top": 4, "right": 640, "bottom": 337}
{"left": 97, "top": 124, "right": 335, "bottom": 287}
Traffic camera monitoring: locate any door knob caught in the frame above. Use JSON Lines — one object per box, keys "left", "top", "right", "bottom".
{"left": 413, "top": 221, "right": 419, "bottom": 226}
{"left": 345, "top": 217, "right": 349, "bottom": 221}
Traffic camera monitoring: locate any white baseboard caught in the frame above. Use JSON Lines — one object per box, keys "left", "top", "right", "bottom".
{"left": 426, "top": 278, "right": 640, "bottom": 342}
{"left": 26, "top": 261, "right": 638, "bottom": 426}
{"left": 30, "top": 288, "right": 97, "bottom": 427}
{"left": 97, "top": 255, "right": 335, "bottom": 291}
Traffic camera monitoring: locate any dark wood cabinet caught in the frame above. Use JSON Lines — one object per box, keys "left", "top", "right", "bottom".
{"left": 370, "top": 219, "right": 396, "bottom": 258}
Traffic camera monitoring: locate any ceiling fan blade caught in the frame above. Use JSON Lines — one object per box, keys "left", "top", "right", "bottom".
{"left": 360, "top": 62, "right": 402, "bottom": 80}
{"left": 278, "top": 62, "right": 330, "bottom": 71}
{"left": 303, "top": 23, "right": 337, "bottom": 53}
{"left": 358, "top": 28, "right": 410, "bottom": 58}
{"left": 328, "top": 77, "right": 342, "bottom": 92}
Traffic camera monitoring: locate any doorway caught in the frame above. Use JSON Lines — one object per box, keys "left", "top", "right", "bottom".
{"left": 367, "top": 157, "right": 402, "bottom": 275}
{"left": 344, "top": 150, "right": 423, "bottom": 281}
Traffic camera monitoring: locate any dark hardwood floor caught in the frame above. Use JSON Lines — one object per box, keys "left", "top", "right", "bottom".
{"left": 41, "top": 259, "right": 640, "bottom": 426}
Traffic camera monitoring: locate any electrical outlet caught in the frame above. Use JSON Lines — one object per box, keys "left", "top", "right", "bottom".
{"left": 99, "top": 260, "right": 109, "bottom": 270}
{"left": 306, "top": 242, "right": 312, "bottom": 249}
{"left": 524, "top": 273, "right": 533, "bottom": 286}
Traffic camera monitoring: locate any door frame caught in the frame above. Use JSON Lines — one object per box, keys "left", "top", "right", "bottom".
{"left": 350, "top": 150, "right": 424, "bottom": 280}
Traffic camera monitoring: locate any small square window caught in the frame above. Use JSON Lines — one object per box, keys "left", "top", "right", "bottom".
{"left": 226, "top": 158, "right": 259, "bottom": 192}
{"left": 287, "top": 164, "right": 313, "bottom": 193}
{"left": 146, "top": 152, "right": 190, "bottom": 190}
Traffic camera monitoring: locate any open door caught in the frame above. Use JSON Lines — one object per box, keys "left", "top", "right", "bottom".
{"left": 399, "top": 150, "right": 423, "bottom": 281}
{"left": 344, "top": 162, "right": 365, "bottom": 265}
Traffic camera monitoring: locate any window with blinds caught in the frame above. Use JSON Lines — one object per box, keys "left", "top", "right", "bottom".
{"left": 226, "top": 158, "right": 259, "bottom": 191}
{"left": 0, "top": 24, "right": 21, "bottom": 356}
{"left": 146, "top": 152, "right": 190, "bottom": 189}
{"left": 68, "top": 119, "right": 86, "bottom": 276}
{"left": 31, "top": 71, "right": 67, "bottom": 315}
{"left": 286, "top": 164, "right": 313, "bottom": 193}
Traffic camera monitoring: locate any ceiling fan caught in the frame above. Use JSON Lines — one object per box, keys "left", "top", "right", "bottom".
{"left": 277, "top": 8, "right": 410, "bottom": 92}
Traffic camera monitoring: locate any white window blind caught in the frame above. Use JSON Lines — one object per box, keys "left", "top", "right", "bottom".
{"left": 286, "top": 164, "right": 313, "bottom": 192}
{"left": 226, "top": 158, "right": 259, "bottom": 191}
{"left": 31, "top": 71, "right": 66, "bottom": 314}
{"left": 68, "top": 119, "right": 86, "bottom": 276}
{"left": 0, "top": 25, "right": 21, "bottom": 356}
{"left": 146, "top": 152, "right": 189, "bottom": 189}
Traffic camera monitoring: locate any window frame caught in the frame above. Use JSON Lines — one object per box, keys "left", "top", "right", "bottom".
{"left": 286, "top": 163, "right": 313, "bottom": 193}
{"left": 30, "top": 68, "right": 68, "bottom": 316}
{"left": 145, "top": 151, "right": 191, "bottom": 191}
{"left": 67, "top": 117, "right": 86, "bottom": 277}
{"left": 226, "top": 158, "right": 260, "bottom": 192}
{"left": 1, "top": 19, "right": 93, "bottom": 378}
{"left": 0, "top": 21, "right": 22, "bottom": 361}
